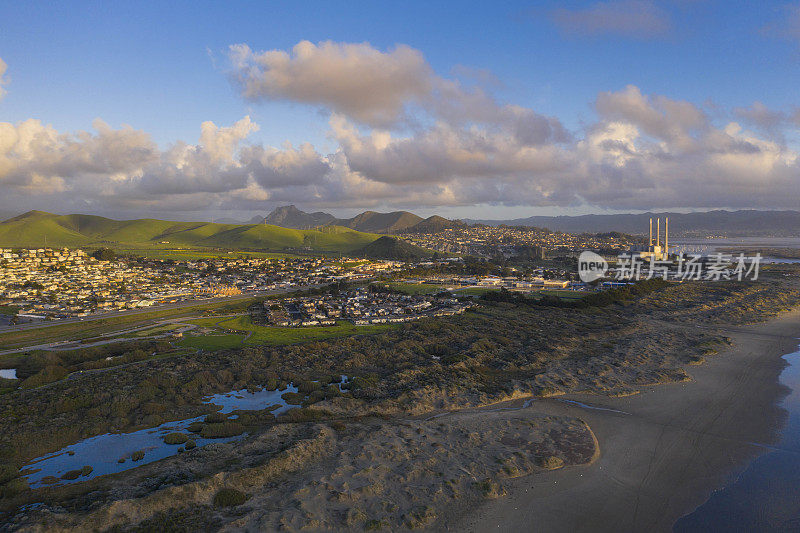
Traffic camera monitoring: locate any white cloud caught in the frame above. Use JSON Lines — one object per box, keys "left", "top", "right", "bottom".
{"left": 1, "top": 45, "right": 800, "bottom": 216}
{"left": 228, "top": 41, "right": 433, "bottom": 127}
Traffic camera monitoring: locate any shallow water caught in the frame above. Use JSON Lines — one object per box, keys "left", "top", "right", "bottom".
{"left": 674, "top": 342, "right": 800, "bottom": 531}
{"left": 21, "top": 382, "right": 303, "bottom": 488}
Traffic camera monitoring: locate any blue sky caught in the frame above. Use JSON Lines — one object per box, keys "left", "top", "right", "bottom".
{"left": 1, "top": 1, "right": 799, "bottom": 220}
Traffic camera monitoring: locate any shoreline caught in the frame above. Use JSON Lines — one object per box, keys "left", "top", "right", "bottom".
{"left": 448, "top": 309, "right": 800, "bottom": 532}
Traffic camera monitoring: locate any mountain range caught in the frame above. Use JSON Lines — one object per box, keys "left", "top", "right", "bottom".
{"left": 0, "top": 211, "right": 382, "bottom": 254}
{"left": 466, "top": 210, "right": 800, "bottom": 237}
{"left": 256, "top": 205, "right": 465, "bottom": 234}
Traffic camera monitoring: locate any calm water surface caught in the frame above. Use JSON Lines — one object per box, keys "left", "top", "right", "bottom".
{"left": 21, "top": 383, "right": 302, "bottom": 487}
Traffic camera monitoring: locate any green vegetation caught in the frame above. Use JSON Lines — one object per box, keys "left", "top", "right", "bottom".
{"left": 90, "top": 247, "right": 116, "bottom": 261}
{"left": 537, "top": 456, "right": 565, "bottom": 469}
{"left": 115, "top": 248, "right": 301, "bottom": 261}
{"left": 213, "top": 488, "right": 249, "bottom": 507}
{"left": 354, "top": 235, "right": 434, "bottom": 260}
{"left": 192, "top": 315, "right": 396, "bottom": 346}
{"left": 0, "top": 211, "right": 381, "bottom": 253}
{"left": 2, "top": 339, "right": 177, "bottom": 390}
{"left": 481, "top": 278, "right": 670, "bottom": 308}
{"left": 177, "top": 333, "right": 245, "bottom": 351}
{"left": 199, "top": 421, "right": 245, "bottom": 438}
{"left": 163, "top": 433, "right": 189, "bottom": 445}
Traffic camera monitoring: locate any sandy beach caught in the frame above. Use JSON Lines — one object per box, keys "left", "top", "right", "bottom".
{"left": 450, "top": 310, "right": 800, "bottom": 532}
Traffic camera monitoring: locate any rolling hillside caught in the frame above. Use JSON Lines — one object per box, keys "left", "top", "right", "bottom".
{"left": 260, "top": 205, "right": 433, "bottom": 233}
{"left": 353, "top": 236, "right": 434, "bottom": 260}
{"left": 0, "top": 211, "right": 381, "bottom": 253}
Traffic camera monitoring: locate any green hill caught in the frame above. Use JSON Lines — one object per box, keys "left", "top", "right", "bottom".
{"left": 353, "top": 236, "right": 434, "bottom": 260}
{"left": 0, "top": 211, "right": 381, "bottom": 254}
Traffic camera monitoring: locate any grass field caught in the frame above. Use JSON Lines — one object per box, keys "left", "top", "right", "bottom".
{"left": 189, "top": 315, "right": 397, "bottom": 346}
{"left": 177, "top": 333, "right": 245, "bottom": 351}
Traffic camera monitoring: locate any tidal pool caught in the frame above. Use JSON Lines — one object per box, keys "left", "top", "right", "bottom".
{"left": 0, "top": 369, "right": 17, "bottom": 379}
{"left": 21, "top": 382, "right": 301, "bottom": 488}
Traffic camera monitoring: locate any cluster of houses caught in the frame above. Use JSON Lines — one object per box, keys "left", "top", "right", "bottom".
{"left": 0, "top": 248, "right": 413, "bottom": 321}
{"left": 259, "top": 288, "right": 473, "bottom": 327}
{"left": 0, "top": 248, "right": 203, "bottom": 319}
{"left": 405, "top": 225, "right": 637, "bottom": 258}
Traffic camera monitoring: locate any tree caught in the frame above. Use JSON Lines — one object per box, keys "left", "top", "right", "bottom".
{"left": 91, "top": 248, "right": 116, "bottom": 261}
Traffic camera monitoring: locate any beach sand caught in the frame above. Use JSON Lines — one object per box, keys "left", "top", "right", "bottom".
{"left": 449, "top": 310, "right": 800, "bottom": 532}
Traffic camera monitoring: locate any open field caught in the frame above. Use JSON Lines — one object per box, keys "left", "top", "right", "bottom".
{"left": 193, "top": 315, "right": 397, "bottom": 346}
{"left": 177, "top": 333, "right": 246, "bottom": 351}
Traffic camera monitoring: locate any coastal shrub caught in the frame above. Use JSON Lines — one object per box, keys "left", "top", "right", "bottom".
{"left": 200, "top": 421, "right": 244, "bottom": 438}
{"left": 307, "top": 390, "right": 326, "bottom": 403}
{"left": 204, "top": 412, "right": 227, "bottom": 423}
{"left": 163, "top": 432, "right": 189, "bottom": 445}
{"left": 403, "top": 506, "right": 437, "bottom": 529}
{"left": 281, "top": 407, "right": 332, "bottom": 423}
{"left": 80, "top": 465, "right": 93, "bottom": 476}
{"left": 213, "top": 488, "right": 249, "bottom": 507}
{"left": 537, "top": 455, "right": 564, "bottom": 469}
{"left": 0, "top": 477, "right": 28, "bottom": 499}
{"left": 187, "top": 421, "right": 203, "bottom": 433}
{"left": 297, "top": 380, "right": 322, "bottom": 394}
{"left": 19, "top": 365, "right": 69, "bottom": 389}
{"left": 474, "top": 479, "right": 505, "bottom": 499}
{"left": 60, "top": 469, "right": 82, "bottom": 480}
{"left": 184, "top": 439, "right": 196, "bottom": 450}
{"left": 131, "top": 450, "right": 145, "bottom": 461}
{"left": 264, "top": 378, "right": 279, "bottom": 391}
{"left": 281, "top": 391, "right": 304, "bottom": 405}
{"left": 0, "top": 465, "right": 18, "bottom": 486}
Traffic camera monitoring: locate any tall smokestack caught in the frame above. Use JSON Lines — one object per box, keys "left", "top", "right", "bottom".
{"left": 649, "top": 218, "right": 653, "bottom": 250}
{"left": 657, "top": 218, "right": 660, "bottom": 250}
{"left": 665, "top": 217, "right": 669, "bottom": 257}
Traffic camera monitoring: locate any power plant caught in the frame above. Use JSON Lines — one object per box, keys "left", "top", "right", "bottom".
{"left": 633, "top": 217, "right": 670, "bottom": 261}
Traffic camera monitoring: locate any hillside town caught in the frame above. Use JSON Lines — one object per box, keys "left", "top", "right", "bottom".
{"left": 403, "top": 225, "right": 640, "bottom": 258}
{"left": 0, "top": 246, "right": 587, "bottom": 323}
{"left": 0, "top": 248, "right": 401, "bottom": 321}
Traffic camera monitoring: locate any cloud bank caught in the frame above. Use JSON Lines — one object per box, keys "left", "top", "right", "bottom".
{"left": 1, "top": 42, "right": 800, "bottom": 217}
